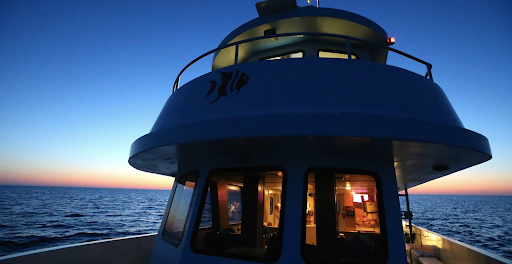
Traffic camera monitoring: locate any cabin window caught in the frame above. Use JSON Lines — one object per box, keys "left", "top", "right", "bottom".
{"left": 192, "top": 169, "right": 285, "bottom": 262}
{"left": 163, "top": 171, "right": 198, "bottom": 247}
{"left": 302, "top": 170, "right": 387, "bottom": 263}
{"left": 261, "top": 51, "right": 303, "bottom": 61}
{"left": 318, "top": 50, "right": 358, "bottom": 60}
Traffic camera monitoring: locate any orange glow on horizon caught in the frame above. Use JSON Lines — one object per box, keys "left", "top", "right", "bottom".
{"left": 1, "top": 165, "right": 511, "bottom": 195}
{"left": 405, "top": 171, "right": 512, "bottom": 196}
{"left": 0, "top": 169, "right": 175, "bottom": 190}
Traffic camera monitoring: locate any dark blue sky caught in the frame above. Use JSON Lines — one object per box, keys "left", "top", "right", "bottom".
{"left": 1, "top": 0, "right": 511, "bottom": 193}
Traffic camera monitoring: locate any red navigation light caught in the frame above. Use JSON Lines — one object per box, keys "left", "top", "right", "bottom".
{"left": 387, "top": 37, "right": 396, "bottom": 45}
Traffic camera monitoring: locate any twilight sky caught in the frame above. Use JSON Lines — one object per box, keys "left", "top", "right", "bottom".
{"left": 1, "top": 0, "right": 511, "bottom": 194}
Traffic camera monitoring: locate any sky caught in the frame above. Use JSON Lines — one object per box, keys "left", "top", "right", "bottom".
{"left": 1, "top": 0, "right": 511, "bottom": 194}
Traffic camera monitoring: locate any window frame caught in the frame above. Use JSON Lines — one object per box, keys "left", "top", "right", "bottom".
{"left": 190, "top": 167, "right": 287, "bottom": 263}
{"left": 300, "top": 167, "right": 389, "bottom": 264}
{"left": 162, "top": 171, "right": 199, "bottom": 247}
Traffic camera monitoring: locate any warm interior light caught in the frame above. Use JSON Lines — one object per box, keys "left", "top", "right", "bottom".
{"left": 352, "top": 194, "right": 369, "bottom": 203}
{"left": 227, "top": 184, "right": 241, "bottom": 191}
{"left": 387, "top": 37, "right": 396, "bottom": 45}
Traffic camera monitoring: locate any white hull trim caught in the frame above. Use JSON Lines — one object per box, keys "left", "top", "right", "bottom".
{"left": 403, "top": 223, "right": 511, "bottom": 264}
{"left": 0, "top": 233, "right": 157, "bottom": 264}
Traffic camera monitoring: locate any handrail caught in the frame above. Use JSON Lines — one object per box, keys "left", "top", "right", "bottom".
{"left": 172, "top": 32, "right": 434, "bottom": 92}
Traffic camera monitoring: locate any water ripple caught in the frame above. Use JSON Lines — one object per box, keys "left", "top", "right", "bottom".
{"left": 0, "top": 185, "right": 171, "bottom": 257}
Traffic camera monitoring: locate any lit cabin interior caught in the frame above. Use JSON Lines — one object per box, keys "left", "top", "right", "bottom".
{"left": 191, "top": 170, "right": 284, "bottom": 260}
{"left": 305, "top": 172, "right": 380, "bottom": 245}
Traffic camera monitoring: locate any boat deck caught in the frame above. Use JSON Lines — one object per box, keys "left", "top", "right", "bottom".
{"left": 403, "top": 223, "right": 512, "bottom": 264}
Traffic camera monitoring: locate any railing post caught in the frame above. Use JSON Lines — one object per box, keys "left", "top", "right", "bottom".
{"left": 174, "top": 77, "right": 180, "bottom": 92}
{"left": 346, "top": 38, "right": 352, "bottom": 59}
{"left": 426, "top": 64, "right": 433, "bottom": 81}
{"left": 234, "top": 44, "right": 239, "bottom": 65}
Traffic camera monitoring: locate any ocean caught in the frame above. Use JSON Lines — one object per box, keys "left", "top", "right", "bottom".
{"left": 1, "top": 185, "right": 511, "bottom": 260}
{"left": 0, "top": 185, "right": 170, "bottom": 257}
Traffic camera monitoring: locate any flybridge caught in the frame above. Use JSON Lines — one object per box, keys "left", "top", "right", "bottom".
{"left": 173, "top": 3, "right": 433, "bottom": 91}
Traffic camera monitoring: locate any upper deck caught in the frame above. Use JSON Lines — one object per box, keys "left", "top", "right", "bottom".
{"left": 130, "top": 0, "right": 490, "bottom": 192}
{"left": 172, "top": 3, "right": 432, "bottom": 92}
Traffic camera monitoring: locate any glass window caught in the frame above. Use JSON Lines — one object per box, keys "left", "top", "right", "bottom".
{"left": 192, "top": 169, "right": 285, "bottom": 262}
{"left": 163, "top": 172, "right": 198, "bottom": 247}
{"left": 302, "top": 170, "right": 387, "bottom": 263}
{"left": 262, "top": 51, "right": 303, "bottom": 61}
{"left": 318, "top": 50, "right": 358, "bottom": 60}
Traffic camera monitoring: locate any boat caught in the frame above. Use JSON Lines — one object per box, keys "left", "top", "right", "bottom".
{"left": 1, "top": 0, "right": 509, "bottom": 263}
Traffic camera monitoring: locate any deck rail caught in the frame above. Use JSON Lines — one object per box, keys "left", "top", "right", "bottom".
{"left": 173, "top": 32, "right": 434, "bottom": 92}
{"left": 0, "top": 233, "right": 157, "bottom": 264}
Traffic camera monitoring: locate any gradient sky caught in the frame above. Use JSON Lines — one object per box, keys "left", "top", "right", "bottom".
{"left": 1, "top": 0, "right": 511, "bottom": 194}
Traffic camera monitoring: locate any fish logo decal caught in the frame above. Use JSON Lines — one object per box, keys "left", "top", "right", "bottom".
{"left": 205, "top": 70, "right": 249, "bottom": 104}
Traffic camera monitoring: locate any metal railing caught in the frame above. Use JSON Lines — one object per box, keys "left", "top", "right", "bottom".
{"left": 172, "top": 32, "right": 433, "bottom": 92}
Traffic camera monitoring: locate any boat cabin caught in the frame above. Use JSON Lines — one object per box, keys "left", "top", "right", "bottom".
{"left": 128, "top": 1, "right": 491, "bottom": 263}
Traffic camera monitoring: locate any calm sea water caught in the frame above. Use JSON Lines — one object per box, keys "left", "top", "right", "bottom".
{"left": 0, "top": 185, "right": 170, "bottom": 257}
{"left": 1, "top": 186, "right": 511, "bottom": 260}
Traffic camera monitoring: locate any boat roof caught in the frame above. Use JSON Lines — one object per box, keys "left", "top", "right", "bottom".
{"left": 219, "top": 5, "right": 388, "bottom": 46}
